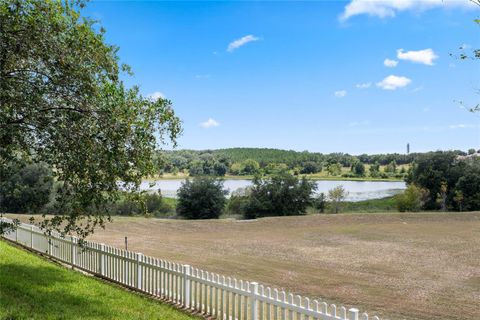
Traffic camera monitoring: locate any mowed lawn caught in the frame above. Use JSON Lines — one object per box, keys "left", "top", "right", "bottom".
{"left": 0, "top": 240, "right": 197, "bottom": 320}
{"left": 82, "top": 212, "right": 479, "bottom": 320}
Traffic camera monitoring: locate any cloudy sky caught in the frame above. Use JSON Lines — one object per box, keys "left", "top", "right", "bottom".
{"left": 85, "top": 0, "right": 480, "bottom": 154}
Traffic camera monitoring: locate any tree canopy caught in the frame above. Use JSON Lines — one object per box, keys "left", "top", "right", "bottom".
{"left": 0, "top": 0, "right": 181, "bottom": 238}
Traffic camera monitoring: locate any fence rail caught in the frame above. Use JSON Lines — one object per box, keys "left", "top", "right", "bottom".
{"left": 1, "top": 218, "right": 380, "bottom": 320}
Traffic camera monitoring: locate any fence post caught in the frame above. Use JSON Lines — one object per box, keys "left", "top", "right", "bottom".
{"left": 47, "top": 236, "right": 52, "bottom": 256}
{"left": 98, "top": 244, "right": 105, "bottom": 276}
{"left": 348, "top": 308, "right": 359, "bottom": 320}
{"left": 250, "top": 282, "right": 259, "bottom": 320}
{"left": 183, "top": 265, "right": 191, "bottom": 308}
{"left": 15, "top": 225, "right": 18, "bottom": 242}
{"left": 30, "top": 225, "right": 34, "bottom": 249}
{"left": 136, "top": 253, "right": 143, "bottom": 290}
{"left": 71, "top": 236, "right": 76, "bottom": 268}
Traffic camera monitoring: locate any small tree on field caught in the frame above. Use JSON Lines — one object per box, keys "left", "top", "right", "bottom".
{"left": 328, "top": 185, "right": 348, "bottom": 213}
{"left": 176, "top": 178, "right": 227, "bottom": 219}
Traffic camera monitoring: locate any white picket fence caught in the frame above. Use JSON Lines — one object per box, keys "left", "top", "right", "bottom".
{"left": 1, "top": 218, "right": 380, "bottom": 320}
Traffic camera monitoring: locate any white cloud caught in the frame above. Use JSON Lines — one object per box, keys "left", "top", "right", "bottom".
{"left": 227, "top": 35, "right": 260, "bottom": 52}
{"left": 334, "top": 90, "right": 347, "bottom": 97}
{"left": 356, "top": 82, "right": 371, "bottom": 89}
{"left": 397, "top": 48, "right": 438, "bottom": 65}
{"left": 384, "top": 58, "right": 398, "bottom": 67}
{"left": 348, "top": 120, "right": 370, "bottom": 127}
{"left": 200, "top": 118, "right": 220, "bottom": 128}
{"left": 147, "top": 91, "right": 165, "bottom": 101}
{"left": 340, "top": 0, "right": 477, "bottom": 21}
{"left": 377, "top": 75, "right": 411, "bottom": 90}
{"left": 449, "top": 124, "right": 478, "bottom": 129}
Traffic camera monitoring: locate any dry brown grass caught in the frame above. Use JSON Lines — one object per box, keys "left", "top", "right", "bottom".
{"left": 8, "top": 212, "right": 480, "bottom": 320}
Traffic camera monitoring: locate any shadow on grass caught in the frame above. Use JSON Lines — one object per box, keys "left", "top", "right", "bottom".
{"left": 0, "top": 262, "right": 112, "bottom": 320}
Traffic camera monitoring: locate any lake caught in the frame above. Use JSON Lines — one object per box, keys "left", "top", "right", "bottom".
{"left": 139, "top": 179, "right": 406, "bottom": 202}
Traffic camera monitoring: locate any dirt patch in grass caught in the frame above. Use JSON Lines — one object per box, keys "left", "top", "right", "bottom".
{"left": 8, "top": 212, "right": 480, "bottom": 320}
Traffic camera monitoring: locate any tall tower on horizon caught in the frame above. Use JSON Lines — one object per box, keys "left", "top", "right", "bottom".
{"left": 407, "top": 143, "right": 410, "bottom": 154}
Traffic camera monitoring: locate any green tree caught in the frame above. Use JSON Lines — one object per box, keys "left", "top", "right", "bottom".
{"left": 300, "top": 161, "right": 321, "bottom": 174}
{"left": 384, "top": 160, "right": 397, "bottom": 174}
{"left": 454, "top": 171, "right": 480, "bottom": 211}
{"left": 0, "top": 1, "right": 181, "bottom": 237}
{"left": 327, "top": 163, "right": 342, "bottom": 176}
{"left": 176, "top": 178, "right": 227, "bottom": 219}
{"left": 351, "top": 161, "right": 366, "bottom": 177}
{"left": 313, "top": 192, "right": 327, "bottom": 213}
{"left": 436, "top": 181, "right": 448, "bottom": 211}
{"left": 0, "top": 162, "right": 54, "bottom": 214}
{"left": 244, "top": 172, "right": 316, "bottom": 219}
{"left": 241, "top": 159, "right": 260, "bottom": 175}
{"left": 328, "top": 185, "right": 347, "bottom": 213}
{"left": 395, "top": 184, "right": 430, "bottom": 212}
{"left": 406, "top": 152, "right": 463, "bottom": 209}
{"left": 369, "top": 162, "right": 380, "bottom": 177}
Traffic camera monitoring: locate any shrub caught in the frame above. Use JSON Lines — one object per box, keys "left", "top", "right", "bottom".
{"left": 313, "top": 192, "right": 327, "bottom": 213}
{"left": 104, "top": 192, "right": 174, "bottom": 217}
{"left": 395, "top": 184, "right": 430, "bottom": 212}
{"left": 226, "top": 195, "right": 249, "bottom": 216}
{"left": 328, "top": 185, "right": 348, "bottom": 213}
{"left": 176, "top": 178, "right": 227, "bottom": 219}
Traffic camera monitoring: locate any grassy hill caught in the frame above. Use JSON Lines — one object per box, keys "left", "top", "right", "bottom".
{"left": 0, "top": 240, "right": 197, "bottom": 320}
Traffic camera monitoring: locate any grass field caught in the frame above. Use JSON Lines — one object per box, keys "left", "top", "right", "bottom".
{"left": 79, "top": 212, "right": 479, "bottom": 320}
{"left": 7, "top": 212, "right": 480, "bottom": 320}
{"left": 0, "top": 240, "right": 197, "bottom": 320}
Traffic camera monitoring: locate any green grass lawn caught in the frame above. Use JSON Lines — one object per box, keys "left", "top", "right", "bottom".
{"left": 0, "top": 240, "right": 197, "bottom": 320}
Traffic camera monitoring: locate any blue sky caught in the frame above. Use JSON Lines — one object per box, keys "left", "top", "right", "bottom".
{"left": 85, "top": 0, "right": 480, "bottom": 154}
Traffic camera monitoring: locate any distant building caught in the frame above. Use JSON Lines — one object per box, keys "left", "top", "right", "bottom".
{"left": 407, "top": 143, "right": 410, "bottom": 154}
{"left": 456, "top": 152, "right": 480, "bottom": 161}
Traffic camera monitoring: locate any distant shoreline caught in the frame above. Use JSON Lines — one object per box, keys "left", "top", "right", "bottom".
{"left": 143, "top": 174, "right": 404, "bottom": 182}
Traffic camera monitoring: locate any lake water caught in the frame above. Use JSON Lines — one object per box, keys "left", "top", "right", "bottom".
{"left": 139, "top": 179, "right": 406, "bottom": 202}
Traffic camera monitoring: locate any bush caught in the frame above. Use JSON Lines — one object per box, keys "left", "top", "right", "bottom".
{"left": 243, "top": 172, "right": 316, "bottom": 219}
{"left": 395, "top": 184, "right": 429, "bottom": 212}
{"left": 176, "top": 178, "right": 227, "bottom": 219}
{"left": 313, "top": 192, "right": 327, "bottom": 213}
{"left": 226, "top": 195, "right": 249, "bottom": 216}
{"left": 104, "top": 192, "right": 174, "bottom": 217}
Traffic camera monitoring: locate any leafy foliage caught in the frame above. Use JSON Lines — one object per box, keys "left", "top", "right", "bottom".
{"left": 0, "top": 1, "right": 181, "bottom": 237}
{"left": 395, "top": 184, "right": 429, "bottom": 212}
{"left": 406, "top": 152, "right": 480, "bottom": 211}
{"left": 176, "top": 178, "right": 227, "bottom": 219}
{"left": 0, "top": 162, "right": 53, "bottom": 214}
{"left": 243, "top": 172, "right": 316, "bottom": 219}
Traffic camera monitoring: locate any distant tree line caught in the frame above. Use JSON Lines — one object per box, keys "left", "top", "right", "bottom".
{"left": 155, "top": 148, "right": 471, "bottom": 179}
